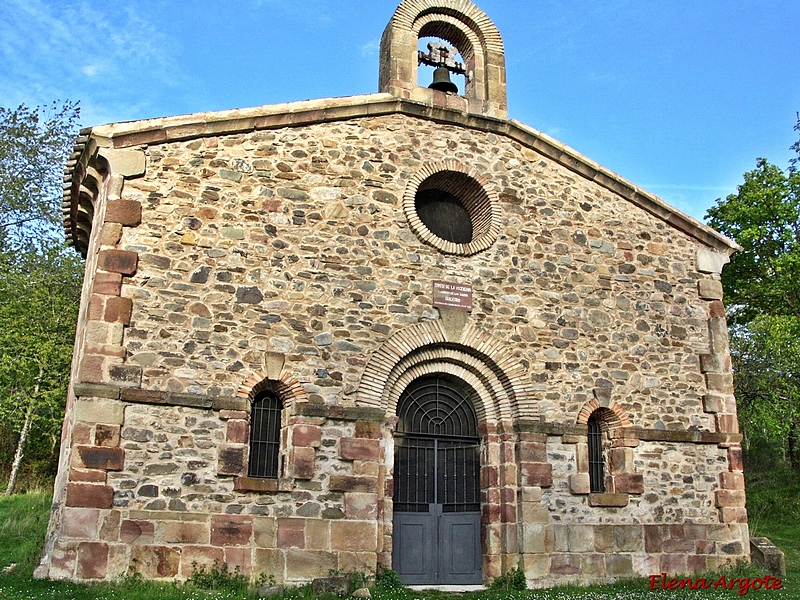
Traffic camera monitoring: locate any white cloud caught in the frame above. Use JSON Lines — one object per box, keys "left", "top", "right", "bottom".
{"left": 0, "top": 0, "right": 191, "bottom": 125}
{"left": 361, "top": 39, "right": 380, "bottom": 57}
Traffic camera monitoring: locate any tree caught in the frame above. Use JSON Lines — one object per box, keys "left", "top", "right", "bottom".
{"left": 0, "top": 102, "right": 80, "bottom": 251}
{"left": 0, "top": 102, "right": 83, "bottom": 493}
{"left": 706, "top": 118, "right": 800, "bottom": 471}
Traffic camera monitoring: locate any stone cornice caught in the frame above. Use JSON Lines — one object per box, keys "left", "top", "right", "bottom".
{"left": 65, "top": 93, "right": 740, "bottom": 255}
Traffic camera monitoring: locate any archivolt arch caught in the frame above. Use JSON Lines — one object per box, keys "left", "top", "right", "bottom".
{"left": 357, "top": 320, "right": 535, "bottom": 422}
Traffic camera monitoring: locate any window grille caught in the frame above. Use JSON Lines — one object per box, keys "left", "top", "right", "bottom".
{"left": 248, "top": 391, "right": 282, "bottom": 478}
{"left": 394, "top": 374, "right": 480, "bottom": 513}
{"left": 588, "top": 413, "right": 605, "bottom": 493}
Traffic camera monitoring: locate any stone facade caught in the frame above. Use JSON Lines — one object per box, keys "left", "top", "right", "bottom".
{"left": 41, "top": 0, "right": 747, "bottom": 588}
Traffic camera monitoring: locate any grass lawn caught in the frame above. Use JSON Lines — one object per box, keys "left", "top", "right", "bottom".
{"left": 0, "top": 478, "right": 797, "bottom": 599}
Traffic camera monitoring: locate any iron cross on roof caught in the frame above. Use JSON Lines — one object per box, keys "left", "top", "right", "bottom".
{"left": 418, "top": 42, "right": 466, "bottom": 76}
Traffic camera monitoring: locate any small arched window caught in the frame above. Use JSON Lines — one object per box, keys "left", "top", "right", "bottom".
{"left": 248, "top": 391, "right": 283, "bottom": 479}
{"left": 587, "top": 412, "right": 605, "bottom": 493}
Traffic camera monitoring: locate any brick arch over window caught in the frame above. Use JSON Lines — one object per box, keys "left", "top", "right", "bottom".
{"left": 357, "top": 321, "right": 535, "bottom": 421}
{"left": 576, "top": 401, "right": 631, "bottom": 429}
{"left": 379, "top": 0, "right": 507, "bottom": 118}
{"left": 237, "top": 370, "right": 308, "bottom": 409}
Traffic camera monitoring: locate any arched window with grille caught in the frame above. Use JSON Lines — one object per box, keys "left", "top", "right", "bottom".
{"left": 248, "top": 390, "right": 283, "bottom": 479}
{"left": 587, "top": 411, "right": 605, "bottom": 493}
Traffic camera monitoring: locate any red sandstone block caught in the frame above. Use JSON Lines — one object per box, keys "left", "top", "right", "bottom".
{"left": 688, "top": 554, "right": 708, "bottom": 574}
{"left": 94, "top": 272, "right": 122, "bottom": 296}
{"left": 340, "top": 437, "right": 380, "bottom": 461}
{"left": 720, "top": 471, "right": 745, "bottom": 490}
{"left": 120, "top": 519, "right": 155, "bottom": 544}
{"left": 329, "top": 475, "right": 378, "bottom": 493}
{"left": 355, "top": 420, "right": 381, "bottom": 439}
{"left": 217, "top": 445, "right": 245, "bottom": 475}
{"left": 609, "top": 447, "right": 633, "bottom": 474}
{"left": 159, "top": 521, "right": 209, "bottom": 544}
{"left": 180, "top": 545, "right": 224, "bottom": 578}
{"left": 97, "top": 249, "right": 138, "bottom": 275}
{"left": 292, "top": 425, "right": 321, "bottom": 447}
{"left": 614, "top": 473, "right": 644, "bottom": 494}
{"left": 105, "top": 199, "right": 142, "bottom": 226}
{"left": 501, "top": 503, "right": 516, "bottom": 524}
{"left": 69, "top": 468, "right": 107, "bottom": 483}
{"left": 224, "top": 547, "right": 252, "bottom": 576}
{"left": 87, "top": 294, "right": 105, "bottom": 321}
{"left": 520, "top": 462, "right": 553, "bottom": 487}
{"left": 660, "top": 553, "right": 688, "bottom": 574}
{"left": 226, "top": 420, "right": 249, "bottom": 444}
{"left": 62, "top": 508, "right": 101, "bottom": 539}
{"left": 289, "top": 446, "right": 315, "bottom": 479}
{"left": 76, "top": 542, "right": 108, "bottom": 579}
{"left": 696, "top": 539, "right": 715, "bottom": 554}
{"left": 708, "top": 300, "right": 726, "bottom": 318}
{"left": 715, "top": 489, "right": 746, "bottom": 508}
{"left": 344, "top": 493, "right": 379, "bottom": 520}
{"left": 104, "top": 296, "right": 133, "bottom": 324}
{"left": 728, "top": 446, "right": 744, "bottom": 472}
{"left": 66, "top": 483, "right": 113, "bottom": 508}
{"left": 72, "top": 445, "right": 124, "bottom": 471}
{"left": 644, "top": 525, "right": 663, "bottom": 553}
{"left": 130, "top": 545, "right": 180, "bottom": 578}
{"left": 95, "top": 424, "right": 120, "bottom": 447}
{"left": 518, "top": 441, "right": 546, "bottom": 463}
{"left": 719, "top": 507, "right": 748, "bottom": 523}
{"left": 715, "top": 413, "right": 739, "bottom": 434}
{"left": 72, "top": 422, "right": 92, "bottom": 445}
{"left": 211, "top": 514, "right": 253, "bottom": 547}
{"left": 78, "top": 354, "right": 107, "bottom": 385}
{"left": 277, "top": 518, "right": 306, "bottom": 549}
{"left": 706, "top": 372, "right": 734, "bottom": 394}
{"left": 481, "top": 465, "right": 499, "bottom": 488}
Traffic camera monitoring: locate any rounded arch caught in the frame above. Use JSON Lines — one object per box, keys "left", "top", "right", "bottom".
{"left": 576, "top": 400, "right": 631, "bottom": 430}
{"left": 379, "top": 0, "right": 507, "bottom": 118}
{"left": 357, "top": 320, "right": 536, "bottom": 422}
{"left": 237, "top": 369, "right": 308, "bottom": 411}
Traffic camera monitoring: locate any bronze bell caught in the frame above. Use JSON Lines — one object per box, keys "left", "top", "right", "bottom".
{"left": 429, "top": 67, "right": 458, "bottom": 94}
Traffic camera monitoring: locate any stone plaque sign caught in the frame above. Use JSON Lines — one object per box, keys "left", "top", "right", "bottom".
{"left": 432, "top": 281, "right": 472, "bottom": 311}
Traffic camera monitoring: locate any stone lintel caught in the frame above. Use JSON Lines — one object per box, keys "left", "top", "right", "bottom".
{"left": 234, "top": 476, "right": 292, "bottom": 493}
{"left": 73, "top": 383, "right": 120, "bottom": 400}
{"left": 294, "top": 403, "right": 385, "bottom": 422}
{"left": 588, "top": 493, "right": 629, "bottom": 507}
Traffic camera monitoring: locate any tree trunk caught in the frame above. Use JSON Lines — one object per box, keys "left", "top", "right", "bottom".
{"left": 5, "top": 368, "right": 42, "bottom": 495}
{"left": 789, "top": 422, "right": 800, "bottom": 473}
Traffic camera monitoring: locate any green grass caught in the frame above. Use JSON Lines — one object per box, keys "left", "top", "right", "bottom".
{"left": 1, "top": 478, "right": 798, "bottom": 600}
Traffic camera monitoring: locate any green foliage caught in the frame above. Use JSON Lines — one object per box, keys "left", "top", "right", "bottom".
{"left": 185, "top": 560, "right": 249, "bottom": 592}
{"left": 0, "top": 243, "right": 83, "bottom": 490}
{"left": 374, "top": 564, "right": 404, "bottom": 592}
{"left": 489, "top": 566, "right": 527, "bottom": 592}
{"left": 706, "top": 118, "right": 800, "bottom": 471}
{"left": 0, "top": 102, "right": 79, "bottom": 252}
{"left": 706, "top": 122, "right": 800, "bottom": 326}
{"left": 0, "top": 102, "right": 83, "bottom": 492}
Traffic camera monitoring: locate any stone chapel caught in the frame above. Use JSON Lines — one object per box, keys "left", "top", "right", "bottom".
{"left": 39, "top": 0, "right": 749, "bottom": 587}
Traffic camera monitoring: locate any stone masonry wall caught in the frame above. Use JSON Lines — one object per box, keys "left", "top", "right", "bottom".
{"left": 46, "top": 111, "right": 747, "bottom": 585}
{"left": 115, "top": 113, "right": 713, "bottom": 430}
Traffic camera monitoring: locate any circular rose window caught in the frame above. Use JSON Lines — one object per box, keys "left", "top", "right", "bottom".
{"left": 403, "top": 162, "right": 500, "bottom": 255}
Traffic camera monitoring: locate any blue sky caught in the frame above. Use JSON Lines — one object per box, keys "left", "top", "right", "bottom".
{"left": 1, "top": 0, "right": 798, "bottom": 222}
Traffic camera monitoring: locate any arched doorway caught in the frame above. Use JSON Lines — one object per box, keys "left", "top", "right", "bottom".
{"left": 392, "top": 374, "right": 482, "bottom": 585}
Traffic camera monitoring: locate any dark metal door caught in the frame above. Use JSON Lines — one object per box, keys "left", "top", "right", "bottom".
{"left": 392, "top": 375, "right": 482, "bottom": 585}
